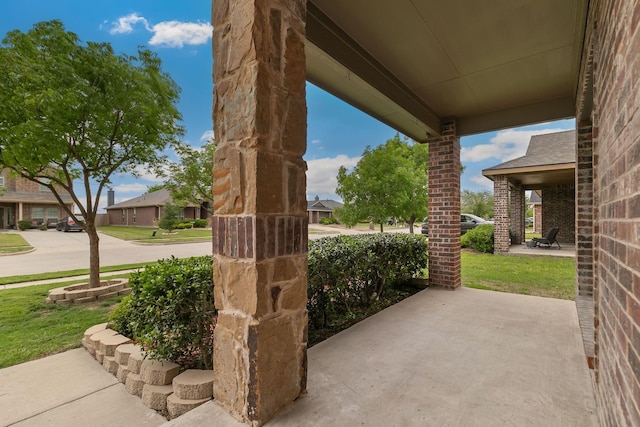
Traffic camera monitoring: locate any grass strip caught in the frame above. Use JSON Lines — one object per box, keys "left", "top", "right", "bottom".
{"left": 98, "top": 226, "right": 211, "bottom": 241}
{"left": 0, "top": 280, "right": 127, "bottom": 368}
{"left": 462, "top": 251, "right": 575, "bottom": 300}
{"left": 0, "top": 262, "right": 152, "bottom": 285}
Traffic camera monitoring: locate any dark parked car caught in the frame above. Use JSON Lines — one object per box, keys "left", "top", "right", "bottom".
{"left": 421, "top": 214, "right": 493, "bottom": 236}
{"left": 56, "top": 215, "right": 84, "bottom": 232}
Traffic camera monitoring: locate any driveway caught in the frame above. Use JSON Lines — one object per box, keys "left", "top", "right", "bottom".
{"left": 0, "top": 229, "right": 211, "bottom": 277}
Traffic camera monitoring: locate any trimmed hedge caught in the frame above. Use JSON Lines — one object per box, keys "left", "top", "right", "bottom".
{"left": 307, "top": 233, "right": 428, "bottom": 329}
{"left": 109, "top": 256, "right": 215, "bottom": 369}
{"left": 461, "top": 224, "right": 495, "bottom": 253}
{"left": 110, "top": 233, "right": 428, "bottom": 366}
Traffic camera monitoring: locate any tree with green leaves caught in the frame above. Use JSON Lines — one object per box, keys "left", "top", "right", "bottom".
{"left": 461, "top": 189, "right": 494, "bottom": 219}
{"left": 158, "top": 204, "right": 181, "bottom": 232}
{"left": 0, "top": 21, "right": 183, "bottom": 288}
{"left": 163, "top": 139, "right": 214, "bottom": 216}
{"left": 336, "top": 134, "right": 428, "bottom": 233}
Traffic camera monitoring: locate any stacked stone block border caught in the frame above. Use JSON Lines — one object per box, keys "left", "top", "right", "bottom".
{"left": 82, "top": 323, "right": 214, "bottom": 419}
{"left": 46, "top": 279, "right": 131, "bottom": 304}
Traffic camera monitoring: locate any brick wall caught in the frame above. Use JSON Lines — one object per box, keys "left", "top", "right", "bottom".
{"left": 541, "top": 184, "right": 575, "bottom": 244}
{"left": 576, "top": 120, "right": 595, "bottom": 297}
{"left": 493, "top": 175, "right": 509, "bottom": 253}
{"left": 427, "top": 120, "right": 461, "bottom": 288}
{"left": 510, "top": 184, "right": 525, "bottom": 245}
{"left": 591, "top": 0, "right": 640, "bottom": 424}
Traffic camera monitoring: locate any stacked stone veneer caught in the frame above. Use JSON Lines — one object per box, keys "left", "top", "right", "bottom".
{"left": 212, "top": 0, "right": 308, "bottom": 425}
{"left": 82, "top": 323, "right": 214, "bottom": 419}
{"left": 46, "top": 279, "right": 131, "bottom": 304}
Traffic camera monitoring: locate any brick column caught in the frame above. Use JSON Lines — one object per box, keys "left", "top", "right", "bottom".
{"left": 576, "top": 120, "right": 594, "bottom": 297}
{"left": 493, "top": 176, "right": 510, "bottom": 253}
{"left": 510, "top": 183, "right": 525, "bottom": 245}
{"left": 428, "top": 120, "right": 461, "bottom": 288}
{"left": 212, "top": 1, "right": 308, "bottom": 425}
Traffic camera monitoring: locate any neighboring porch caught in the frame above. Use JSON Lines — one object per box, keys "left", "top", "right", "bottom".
{"left": 169, "top": 286, "right": 597, "bottom": 426}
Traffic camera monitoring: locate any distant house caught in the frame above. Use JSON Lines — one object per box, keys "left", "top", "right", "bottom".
{"left": 528, "top": 191, "right": 542, "bottom": 234}
{"left": 307, "top": 196, "right": 343, "bottom": 224}
{"left": 105, "top": 188, "right": 209, "bottom": 227}
{"left": 483, "top": 130, "right": 575, "bottom": 244}
{"left": 0, "top": 168, "right": 74, "bottom": 229}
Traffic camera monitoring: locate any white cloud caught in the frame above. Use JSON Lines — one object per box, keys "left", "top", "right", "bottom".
{"left": 461, "top": 127, "right": 572, "bottom": 163}
{"left": 306, "top": 155, "right": 360, "bottom": 199}
{"left": 112, "top": 183, "right": 149, "bottom": 194}
{"left": 108, "top": 14, "right": 212, "bottom": 48}
{"left": 110, "top": 13, "right": 151, "bottom": 34}
{"left": 311, "top": 139, "right": 321, "bottom": 145}
{"left": 470, "top": 175, "right": 494, "bottom": 189}
{"left": 149, "top": 21, "right": 212, "bottom": 48}
{"left": 200, "top": 130, "right": 214, "bottom": 143}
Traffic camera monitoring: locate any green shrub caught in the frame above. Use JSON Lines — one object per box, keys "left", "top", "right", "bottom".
{"left": 463, "top": 224, "right": 495, "bottom": 253}
{"left": 307, "top": 233, "right": 428, "bottom": 328}
{"left": 158, "top": 204, "right": 180, "bottom": 232}
{"left": 109, "top": 256, "right": 215, "bottom": 369}
{"left": 18, "top": 220, "right": 31, "bottom": 231}
{"left": 192, "top": 219, "right": 208, "bottom": 228}
{"left": 39, "top": 224, "right": 48, "bottom": 231}
{"left": 319, "top": 217, "right": 339, "bottom": 225}
{"left": 108, "top": 294, "right": 134, "bottom": 338}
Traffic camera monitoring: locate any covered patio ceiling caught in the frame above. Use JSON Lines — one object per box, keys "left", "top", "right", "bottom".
{"left": 306, "top": 0, "right": 589, "bottom": 141}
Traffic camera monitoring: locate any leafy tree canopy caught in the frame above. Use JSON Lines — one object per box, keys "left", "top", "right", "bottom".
{"left": 163, "top": 139, "right": 214, "bottom": 215}
{"left": 336, "top": 134, "right": 428, "bottom": 233}
{"left": 0, "top": 20, "right": 183, "bottom": 287}
{"left": 461, "top": 189, "right": 494, "bottom": 219}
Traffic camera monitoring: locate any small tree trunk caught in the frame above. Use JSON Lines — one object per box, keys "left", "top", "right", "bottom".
{"left": 86, "top": 225, "right": 101, "bottom": 288}
{"left": 409, "top": 221, "right": 415, "bottom": 234}
{"left": 380, "top": 223, "right": 384, "bottom": 233}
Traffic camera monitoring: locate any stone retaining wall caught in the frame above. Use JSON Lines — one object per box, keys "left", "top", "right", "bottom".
{"left": 82, "top": 323, "right": 213, "bottom": 419}
{"left": 46, "top": 279, "right": 131, "bottom": 304}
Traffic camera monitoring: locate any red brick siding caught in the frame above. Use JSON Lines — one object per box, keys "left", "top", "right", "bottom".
{"left": 591, "top": 0, "right": 640, "bottom": 424}
{"left": 427, "top": 121, "right": 461, "bottom": 288}
{"left": 576, "top": 120, "right": 595, "bottom": 297}
{"left": 493, "top": 175, "right": 509, "bottom": 253}
{"left": 541, "top": 184, "right": 576, "bottom": 244}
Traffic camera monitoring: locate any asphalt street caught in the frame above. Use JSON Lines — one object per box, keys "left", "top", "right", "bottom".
{"left": 0, "top": 229, "right": 212, "bottom": 277}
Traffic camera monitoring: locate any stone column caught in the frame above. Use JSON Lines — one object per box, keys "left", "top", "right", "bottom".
{"left": 493, "top": 176, "right": 510, "bottom": 253}
{"left": 510, "top": 183, "right": 525, "bottom": 245}
{"left": 576, "top": 120, "right": 594, "bottom": 297}
{"left": 428, "top": 120, "right": 461, "bottom": 288}
{"left": 212, "top": 1, "right": 308, "bottom": 425}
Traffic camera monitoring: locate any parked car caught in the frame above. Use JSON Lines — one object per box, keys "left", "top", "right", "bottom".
{"left": 46, "top": 218, "right": 59, "bottom": 229}
{"left": 421, "top": 214, "right": 493, "bottom": 236}
{"left": 56, "top": 215, "right": 84, "bottom": 232}
{"left": 525, "top": 217, "right": 534, "bottom": 226}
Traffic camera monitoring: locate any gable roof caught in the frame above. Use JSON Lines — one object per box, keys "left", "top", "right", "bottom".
{"left": 105, "top": 188, "right": 198, "bottom": 210}
{"left": 481, "top": 130, "right": 576, "bottom": 189}
{"left": 484, "top": 130, "right": 575, "bottom": 172}
{"left": 307, "top": 199, "right": 343, "bottom": 211}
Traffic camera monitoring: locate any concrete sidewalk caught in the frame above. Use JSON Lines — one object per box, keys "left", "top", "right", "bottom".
{"left": 172, "top": 287, "right": 597, "bottom": 426}
{"left": 0, "top": 287, "right": 597, "bottom": 427}
{"left": 0, "top": 348, "right": 166, "bottom": 427}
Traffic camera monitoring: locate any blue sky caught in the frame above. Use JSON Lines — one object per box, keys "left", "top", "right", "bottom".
{"left": 1, "top": 1, "right": 575, "bottom": 211}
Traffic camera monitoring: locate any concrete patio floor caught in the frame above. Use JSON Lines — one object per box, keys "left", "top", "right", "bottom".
{"left": 169, "top": 287, "right": 597, "bottom": 426}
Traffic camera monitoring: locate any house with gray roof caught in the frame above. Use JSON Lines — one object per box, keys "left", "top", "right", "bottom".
{"left": 105, "top": 188, "right": 208, "bottom": 227}
{"left": 483, "top": 130, "right": 576, "bottom": 245}
{"left": 307, "top": 196, "right": 343, "bottom": 224}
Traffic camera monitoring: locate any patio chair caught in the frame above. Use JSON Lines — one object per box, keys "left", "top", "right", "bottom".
{"left": 530, "top": 227, "right": 561, "bottom": 249}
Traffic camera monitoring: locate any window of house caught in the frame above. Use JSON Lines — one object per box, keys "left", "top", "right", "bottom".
{"left": 39, "top": 182, "right": 49, "bottom": 192}
{"left": 31, "top": 207, "right": 44, "bottom": 225}
{"left": 179, "top": 209, "right": 185, "bottom": 221}
{"left": 0, "top": 175, "right": 4, "bottom": 188}
{"left": 133, "top": 208, "right": 137, "bottom": 224}
{"left": 46, "top": 207, "right": 58, "bottom": 219}
{"left": 121, "top": 209, "right": 125, "bottom": 223}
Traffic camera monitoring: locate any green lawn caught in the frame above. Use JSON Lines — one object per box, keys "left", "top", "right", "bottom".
{"left": 0, "top": 233, "right": 33, "bottom": 254}
{"left": 462, "top": 251, "right": 575, "bottom": 300}
{"left": 98, "top": 226, "right": 211, "bottom": 242}
{"left": 0, "top": 281, "right": 125, "bottom": 368}
{"left": 0, "top": 262, "right": 152, "bottom": 286}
